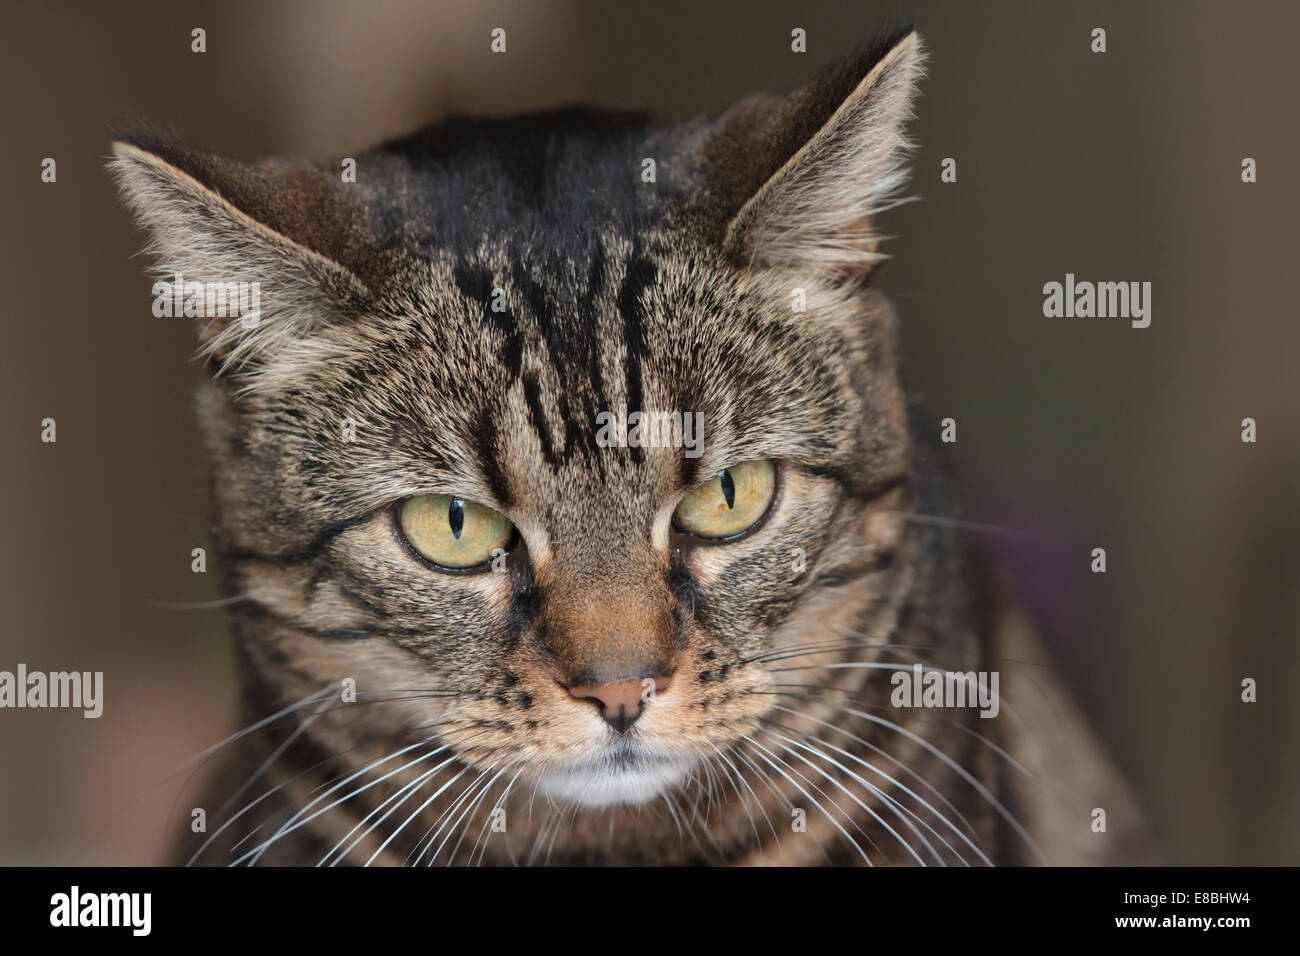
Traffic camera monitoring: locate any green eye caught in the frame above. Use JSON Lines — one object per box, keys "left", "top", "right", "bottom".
{"left": 398, "top": 494, "right": 513, "bottom": 569}
{"left": 673, "top": 460, "right": 776, "bottom": 540}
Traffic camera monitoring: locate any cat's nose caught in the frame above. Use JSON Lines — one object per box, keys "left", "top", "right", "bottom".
{"left": 566, "top": 675, "right": 672, "bottom": 734}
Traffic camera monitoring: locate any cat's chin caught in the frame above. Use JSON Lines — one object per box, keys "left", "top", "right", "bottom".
{"left": 533, "top": 751, "right": 695, "bottom": 809}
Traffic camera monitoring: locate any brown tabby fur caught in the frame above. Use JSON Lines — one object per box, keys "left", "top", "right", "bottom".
{"left": 111, "top": 28, "right": 1151, "bottom": 865}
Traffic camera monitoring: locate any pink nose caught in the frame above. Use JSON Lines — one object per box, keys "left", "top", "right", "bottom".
{"left": 566, "top": 675, "right": 673, "bottom": 734}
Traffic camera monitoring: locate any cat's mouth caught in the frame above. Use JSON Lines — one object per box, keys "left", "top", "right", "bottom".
{"left": 532, "top": 745, "right": 696, "bottom": 808}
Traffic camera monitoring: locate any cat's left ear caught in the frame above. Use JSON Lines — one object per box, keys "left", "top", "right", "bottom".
{"left": 710, "top": 29, "right": 926, "bottom": 276}
{"left": 109, "top": 136, "right": 373, "bottom": 371}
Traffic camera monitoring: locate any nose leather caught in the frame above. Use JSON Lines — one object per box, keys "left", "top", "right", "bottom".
{"left": 567, "top": 675, "right": 673, "bottom": 734}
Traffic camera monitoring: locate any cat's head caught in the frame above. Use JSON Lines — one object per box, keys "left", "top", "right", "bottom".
{"left": 112, "top": 30, "right": 924, "bottom": 811}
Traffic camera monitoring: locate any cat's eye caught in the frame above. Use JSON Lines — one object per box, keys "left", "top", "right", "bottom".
{"left": 673, "top": 459, "right": 776, "bottom": 540}
{"left": 397, "top": 494, "right": 513, "bottom": 569}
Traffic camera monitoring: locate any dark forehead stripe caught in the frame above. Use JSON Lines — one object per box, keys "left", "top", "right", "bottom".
{"left": 616, "top": 247, "right": 658, "bottom": 465}
{"left": 512, "top": 246, "right": 615, "bottom": 470}
{"left": 509, "top": 258, "right": 555, "bottom": 348}
{"left": 452, "top": 259, "right": 520, "bottom": 500}
{"left": 453, "top": 246, "right": 621, "bottom": 484}
{"left": 498, "top": 254, "right": 566, "bottom": 469}
{"left": 509, "top": 255, "right": 597, "bottom": 468}
{"left": 567, "top": 243, "right": 612, "bottom": 466}
{"left": 474, "top": 406, "right": 513, "bottom": 507}
{"left": 521, "top": 372, "right": 562, "bottom": 468}
{"left": 454, "top": 260, "right": 523, "bottom": 379}
{"left": 579, "top": 244, "right": 608, "bottom": 407}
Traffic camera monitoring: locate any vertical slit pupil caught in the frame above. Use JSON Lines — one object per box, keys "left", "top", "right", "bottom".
{"left": 448, "top": 497, "right": 465, "bottom": 539}
{"left": 720, "top": 469, "right": 736, "bottom": 509}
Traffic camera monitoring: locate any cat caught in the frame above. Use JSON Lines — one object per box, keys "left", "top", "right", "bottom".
{"left": 111, "top": 27, "right": 1151, "bottom": 865}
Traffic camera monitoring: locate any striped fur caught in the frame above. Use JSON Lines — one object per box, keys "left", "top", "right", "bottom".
{"left": 112, "top": 29, "right": 1150, "bottom": 865}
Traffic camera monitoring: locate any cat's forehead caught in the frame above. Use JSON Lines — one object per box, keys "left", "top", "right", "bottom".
{"left": 413, "top": 237, "right": 845, "bottom": 416}
{"left": 231, "top": 232, "right": 861, "bottom": 530}
{"left": 326, "top": 236, "right": 864, "bottom": 514}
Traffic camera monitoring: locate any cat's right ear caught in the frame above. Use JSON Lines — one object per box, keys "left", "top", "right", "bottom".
{"left": 109, "top": 136, "right": 372, "bottom": 373}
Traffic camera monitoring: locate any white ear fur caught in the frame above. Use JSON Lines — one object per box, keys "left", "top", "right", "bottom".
{"left": 109, "top": 141, "right": 366, "bottom": 376}
{"left": 725, "top": 32, "right": 926, "bottom": 274}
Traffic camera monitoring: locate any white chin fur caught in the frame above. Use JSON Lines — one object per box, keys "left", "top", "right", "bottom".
{"left": 535, "top": 758, "right": 693, "bottom": 808}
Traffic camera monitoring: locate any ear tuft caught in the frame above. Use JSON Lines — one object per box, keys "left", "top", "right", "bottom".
{"left": 718, "top": 30, "right": 927, "bottom": 276}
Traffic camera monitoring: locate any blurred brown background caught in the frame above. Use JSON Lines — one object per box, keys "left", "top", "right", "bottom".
{"left": 2, "top": 0, "right": 1296, "bottom": 864}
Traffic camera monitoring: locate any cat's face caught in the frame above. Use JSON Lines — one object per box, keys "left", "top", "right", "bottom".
{"left": 207, "top": 237, "right": 908, "bottom": 807}
{"left": 113, "top": 31, "right": 923, "bottom": 815}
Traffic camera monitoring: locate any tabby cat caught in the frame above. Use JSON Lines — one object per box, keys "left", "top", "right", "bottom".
{"left": 112, "top": 28, "right": 1150, "bottom": 865}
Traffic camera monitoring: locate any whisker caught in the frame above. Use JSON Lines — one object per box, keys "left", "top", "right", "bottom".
{"left": 760, "top": 650, "right": 1045, "bottom": 789}
{"left": 741, "top": 734, "right": 875, "bottom": 865}
{"left": 339, "top": 760, "right": 467, "bottom": 867}
{"left": 766, "top": 700, "right": 983, "bottom": 845}
{"left": 316, "top": 755, "right": 457, "bottom": 866}
{"left": 191, "top": 724, "right": 449, "bottom": 865}
{"left": 413, "top": 765, "right": 500, "bottom": 866}
{"left": 886, "top": 510, "right": 1032, "bottom": 540}
{"left": 230, "top": 732, "right": 465, "bottom": 866}
{"left": 750, "top": 723, "right": 928, "bottom": 864}
{"left": 147, "top": 594, "right": 254, "bottom": 609}
{"left": 707, "top": 741, "right": 771, "bottom": 849}
{"left": 729, "top": 744, "right": 836, "bottom": 863}
{"left": 737, "top": 637, "right": 927, "bottom": 667}
{"left": 472, "top": 765, "right": 523, "bottom": 867}
{"left": 845, "top": 706, "right": 1046, "bottom": 864}
{"left": 758, "top": 717, "right": 976, "bottom": 866}
{"left": 215, "top": 693, "right": 334, "bottom": 820}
